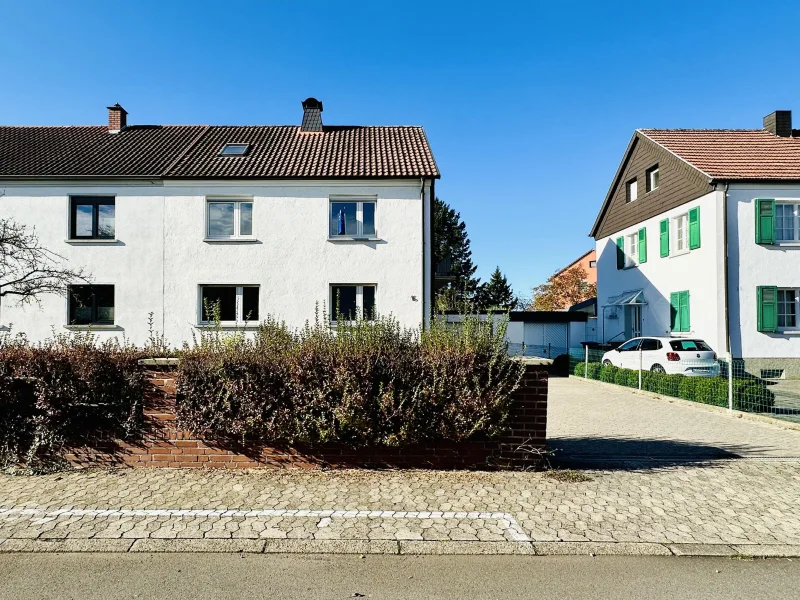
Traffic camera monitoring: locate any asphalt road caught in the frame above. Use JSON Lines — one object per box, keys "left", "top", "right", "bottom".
{"left": 1, "top": 554, "right": 799, "bottom": 600}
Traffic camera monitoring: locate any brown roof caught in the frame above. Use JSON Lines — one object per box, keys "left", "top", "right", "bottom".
{"left": 0, "top": 124, "right": 439, "bottom": 179}
{"left": 639, "top": 128, "right": 800, "bottom": 180}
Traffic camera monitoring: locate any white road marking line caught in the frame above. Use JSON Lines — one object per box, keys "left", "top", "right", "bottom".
{"left": 0, "top": 507, "right": 531, "bottom": 542}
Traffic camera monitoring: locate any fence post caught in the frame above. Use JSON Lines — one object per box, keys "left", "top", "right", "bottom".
{"left": 584, "top": 345, "right": 589, "bottom": 379}
{"left": 727, "top": 354, "right": 733, "bottom": 411}
{"left": 638, "top": 347, "right": 643, "bottom": 390}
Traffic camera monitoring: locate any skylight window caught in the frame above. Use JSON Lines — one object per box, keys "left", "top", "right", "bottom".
{"left": 219, "top": 143, "right": 250, "bottom": 156}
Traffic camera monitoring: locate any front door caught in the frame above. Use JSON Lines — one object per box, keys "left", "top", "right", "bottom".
{"left": 624, "top": 305, "right": 642, "bottom": 339}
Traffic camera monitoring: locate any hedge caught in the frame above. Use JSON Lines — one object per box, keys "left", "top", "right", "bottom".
{"left": 0, "top": 333, "right": 146, "bottom": 470}
{"left": 572, "top": 361, "right": 775, "bottom": 411}
{"left": 176, "top": 315, "right": 525, "bottom": 447}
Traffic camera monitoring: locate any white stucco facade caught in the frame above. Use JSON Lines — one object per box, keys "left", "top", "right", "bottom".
{"left": 0, "top": 179, "right": 432, "bottom": 346}
{"left": 727, "top": 183, "right": 800, "bottom": 358}
{"left": 596, "top": 190, "right": 727, "bottom": 353}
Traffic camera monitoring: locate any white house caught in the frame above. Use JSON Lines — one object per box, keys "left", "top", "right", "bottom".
{"left": 591, "top": 110, "right": 800, "bottom": 378}
{"left": 0, "top": 99, "right": 439, "bottom": 346}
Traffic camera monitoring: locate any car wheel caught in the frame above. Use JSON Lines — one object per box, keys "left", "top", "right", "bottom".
{"left": 651, "top": 364, "right": 666, "bottom": 374}
{"left": 603, "top": 360, "right": 612, "bottom": 366}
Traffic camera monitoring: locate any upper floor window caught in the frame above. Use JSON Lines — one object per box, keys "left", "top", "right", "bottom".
{"left": 626, "top": 179, "right": 638, "bottom": 203}
{"left": 646, "top": 165, "right": 660, "bottom": 192}
{"left": 625, "top": 233, "right": 638, "bottom": 268}
{"left": 329, "top": 199, "right": 376, "bottom": 239}
{"left": 199, "top": 285, "right": 259, "bottom": 324}
{"left": 207, "top": 199, "right": 253, "bottom": 239}
{"left": 68, "top": 284, "right": 114, "bottom": 325}
{"left": 673, "top": 213, "right": 688, "bottom": 253}
{"left": 778, "top": 288, "right": 798, "bottom": 329}
{"left": 330, "top": 284, "right": 376, "bottom": 322}
{"left": 70, "top": 197, "right": 115, "bottom": 239}
{"left": 589, "top": 260, "right": 597, "bottom": 268}
{"left": 775, "top": 203, "right": 799, "bottom": 241}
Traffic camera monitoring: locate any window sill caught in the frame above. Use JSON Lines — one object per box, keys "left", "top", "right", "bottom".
{"left": 65, "top": 239, "right": 120, "bottom": 245}
{"left": 669, "top": 249, "right": 690, "bottom": 258}
{"left": 327, "top": 237, "right": 383, "bottom": 243}
{"left": 64, "top": 325, "right": 123, "bottom": 331}
{"left": 203, "top": 238, "right": 260, "bottom": 244}
{"left": 774, "top": 330, "right": 800, "bottom": 336}
{"left": 195, "top": 323, "right": 261, "bottom": 329}
{"left": 774, "top": 242, "right": 800, "bottom": 247}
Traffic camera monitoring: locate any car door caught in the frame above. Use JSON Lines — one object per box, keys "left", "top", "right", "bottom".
{"left": 638, "top": 338, "right": 661, "bottom": 370}
{"left": 615, "top": 338, "right": 641, "bottom": 369}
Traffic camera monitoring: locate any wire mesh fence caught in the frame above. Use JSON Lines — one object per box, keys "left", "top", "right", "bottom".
{"left": 569, "top": 346, "right": 800, "bottom": 421}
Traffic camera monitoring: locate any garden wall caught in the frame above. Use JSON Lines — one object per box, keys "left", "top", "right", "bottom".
{"left": 65, "top": 363, "right": 548, "bottom": 470}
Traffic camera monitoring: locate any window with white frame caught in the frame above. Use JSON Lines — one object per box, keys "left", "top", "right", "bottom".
{"left": 673, "top": 213, "right": 688, "bottom": 253}
{"left": 625, "top": 233, "right": 638, "bottom": 268}
{"left": 330, "top": 284, "right": 376, "bottom": 322}
{"left": 778, "top": 288, "right": 798, "bottom": 329}
{"left": 199, "top": 285, "right": 259, "bottom": 324}
{"left": 206, "top": 199, "right": 253, "bottom": 239}
{"left": 646, "top": 165, "right": 659, "bottom": 192}
{"left": 626, "top": 179, "right": 638, "bottom": 203}
{"left": 776, "top": 203, "right": 799, "bottom": 241}
{"left": 329, "top": 199, "right": 376, "bottom": 238}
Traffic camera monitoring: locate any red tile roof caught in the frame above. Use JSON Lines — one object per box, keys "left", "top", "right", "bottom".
{"left": 0, "top": 124, "right": 439, "bottom": 179}
{"left": 639, "top": 129, "right": 800, "bottom": 180}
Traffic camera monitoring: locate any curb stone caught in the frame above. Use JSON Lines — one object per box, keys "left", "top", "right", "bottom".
{"left": 130, "top": 539, "right": 266, "bottom": 553}
{"left": 532, "top": 542, "right": 672, "bottom": 556}
{"left": 262, "top": 539, "right": 399, "bottom": 555}
{"left": 732, "top": 544, "right": 800, "bottom": 557}
{"left": 669, "top": 544, "right": 736, "bottom": 556}
{"left": 399, "top": 541, "right": 536, "bottom": 555}
{"left": 0, "top": 539, "right": 134, "bottom": 553}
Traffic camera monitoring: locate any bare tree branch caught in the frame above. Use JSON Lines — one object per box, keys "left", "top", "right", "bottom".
{"left": 0, "top": 218, "right": 90, "bottom": 305}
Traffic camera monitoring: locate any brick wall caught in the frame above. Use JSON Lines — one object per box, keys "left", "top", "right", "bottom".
{"left": 66, "top": 364, "right": 548, "bottom": 470}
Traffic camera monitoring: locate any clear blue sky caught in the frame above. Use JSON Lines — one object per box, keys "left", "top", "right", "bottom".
{"left": 3, "top": 1, "right": 800, "bottom": 295}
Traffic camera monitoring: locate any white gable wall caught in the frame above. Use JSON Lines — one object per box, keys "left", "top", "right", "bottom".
{"left": 595, "top": 189, "right": 726, "bottom": 353}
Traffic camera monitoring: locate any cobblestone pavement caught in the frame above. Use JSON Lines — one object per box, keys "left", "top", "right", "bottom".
{"left": 5, "top": 378, "right": 800, "bottom": 553}
{"left": 2, "top": 462, "right": 800, "bottom": 549}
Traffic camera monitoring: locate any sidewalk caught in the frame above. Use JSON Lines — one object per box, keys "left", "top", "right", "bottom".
{"left": 3, "top": 462, "right": 800, "bottom": 556}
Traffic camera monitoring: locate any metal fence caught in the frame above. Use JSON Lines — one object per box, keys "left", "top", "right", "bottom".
{"left": 568, "top": 346, "right": 800, "bottom": 422}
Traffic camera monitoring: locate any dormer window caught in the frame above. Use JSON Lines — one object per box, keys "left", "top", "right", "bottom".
{"left": 219, "top": 143, "right": 250, "bottom": 156}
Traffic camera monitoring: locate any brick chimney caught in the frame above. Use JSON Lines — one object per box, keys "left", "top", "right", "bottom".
{"left": 764, "top": 110, "right": 792, "bottom": 137}
{"left": 300, "top": 98, "right": 323, "bottom": 132}
{"left": 107, "top": 103, "right": 128, "bottom": 133}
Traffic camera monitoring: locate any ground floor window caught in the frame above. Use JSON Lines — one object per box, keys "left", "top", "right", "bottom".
{"left": 778, "top": 288, "right": 799, "bottom": 329}
{"left": 68, "top": 285, "right": 115, "bottom": 325}
{"left": 200, "top": 285, "right": 259, "bottom": 324}
{"left": 330, "top": 284, "right": 376, "bottom": 322}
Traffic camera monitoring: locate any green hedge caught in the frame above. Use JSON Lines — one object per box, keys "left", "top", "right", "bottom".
{"left": 572, "top": 361, "right": 775, "bottom": 412}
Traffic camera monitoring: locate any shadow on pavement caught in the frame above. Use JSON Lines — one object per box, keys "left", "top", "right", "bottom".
{"left": 546, "top": 436, "right": 778, "bottom": 470}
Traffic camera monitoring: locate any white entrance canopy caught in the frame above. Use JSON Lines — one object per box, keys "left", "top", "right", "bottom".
{"left": 605, "top": 290, "right": 647, "bottom": 306}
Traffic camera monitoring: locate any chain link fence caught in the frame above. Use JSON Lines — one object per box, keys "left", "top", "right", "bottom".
{"left": 568, "top": 346, "right": 800, "bottom": 422}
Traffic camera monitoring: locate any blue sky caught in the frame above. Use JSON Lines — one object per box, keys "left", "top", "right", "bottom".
{"left": 3, "top": 1, "right": 800, "bottom": 295}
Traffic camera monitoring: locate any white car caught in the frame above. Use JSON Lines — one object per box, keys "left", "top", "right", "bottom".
{"left": 601, "top": 337, "right": 720, "bottom": 377}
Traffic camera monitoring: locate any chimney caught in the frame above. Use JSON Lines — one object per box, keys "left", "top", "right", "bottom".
{"left": 300, "top": 98, "right": 323, "bottom": 132}
{"left": 107, "top": 103, "right": 128, "bottom": 133}
{"left": 764, "top": 110, "right": 792, "bottom": 137}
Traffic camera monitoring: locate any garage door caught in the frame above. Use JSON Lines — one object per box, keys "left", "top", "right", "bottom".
{"left": 523, "top": 323, "right": 569, "bottom": 358}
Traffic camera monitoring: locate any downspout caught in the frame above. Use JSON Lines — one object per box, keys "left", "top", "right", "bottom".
{"left": 721, "top": 181, "right": 731, "bottom": 355}
{"left": 420, "top": 177, "right": 429, "bottom": 329}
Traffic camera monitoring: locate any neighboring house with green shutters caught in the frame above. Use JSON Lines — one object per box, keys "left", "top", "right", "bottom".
{"left": 591, "top": 109, "right": 800, "bottom": 377}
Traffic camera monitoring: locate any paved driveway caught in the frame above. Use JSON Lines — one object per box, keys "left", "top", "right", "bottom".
{"left": 548, "top": 377, "right": 800, "bottom": 463}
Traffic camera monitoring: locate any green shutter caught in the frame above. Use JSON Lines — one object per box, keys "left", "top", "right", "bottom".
{"left": 638, "top": 228, "right": 647, "bottom": 263}
{"left": 670, "top": 290, "right": 691, "bottom": 332}
{"left": 679, "top": 291, "right": 690, "bottom": 332}
{"left": 659, "top": 219, "right": 669, "bottom": 257}
{"left": 670, "top": 292, "right": 679, "bottom": 331}
{"left": 757, "top": 286, "right": 778, "bottom": 332}
{"left": 688, "top": 207, "right": 700, "bottom": 249}
{"left": 755, "top": 199, "right": 775, "bottom": 244}
{"left": 616, "top": 237, "right": 624, "bottom": 269}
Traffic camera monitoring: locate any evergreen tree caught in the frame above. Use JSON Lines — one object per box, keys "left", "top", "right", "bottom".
{"left": 476, "top": 266, "right": 517, "bottom": 311}
{"left": 433, "top": 197, "right": 481, "bottom": 311}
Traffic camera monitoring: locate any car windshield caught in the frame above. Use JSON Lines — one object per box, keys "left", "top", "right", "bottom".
{"left": 618, "top": 339, "right": 640, "bottom": 351}
{"left": 669, "top": 340, "right": 712, "bottom": 351}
